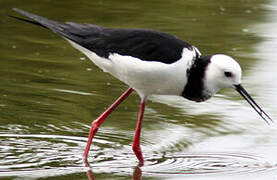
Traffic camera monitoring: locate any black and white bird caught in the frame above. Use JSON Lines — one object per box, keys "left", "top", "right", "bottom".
{"left": 11, "top": 8, "right": 272, "bottom": 164}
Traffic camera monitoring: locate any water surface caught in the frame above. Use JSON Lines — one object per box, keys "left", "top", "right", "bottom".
{"left": 1, "top": 0, "right": 277, "bottom": 179}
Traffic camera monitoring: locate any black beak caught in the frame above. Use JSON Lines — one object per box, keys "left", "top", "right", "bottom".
{"left": 234, "top": 84, "right": 273, "bottom": 125}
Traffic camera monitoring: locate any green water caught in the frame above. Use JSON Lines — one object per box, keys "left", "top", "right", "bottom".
{"left": 1, "top": 0, "right": 277, "bottom": 179}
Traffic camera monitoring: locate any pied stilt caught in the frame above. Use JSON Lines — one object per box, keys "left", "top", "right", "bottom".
{"left": 11, "top": 8, "right": 273, "bottom": 164}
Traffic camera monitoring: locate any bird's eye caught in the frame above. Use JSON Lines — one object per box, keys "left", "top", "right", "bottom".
{"left": 224, "top": 71, "right": 232, "bottom": 77}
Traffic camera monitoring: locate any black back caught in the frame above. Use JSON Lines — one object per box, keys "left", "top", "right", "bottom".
{"left": 12, "top": 8, "right": 193, "bottom": 64}
{"left": 182, "top": 55, "right": 212, "bottom": 102}
{"left": 80, "top": 27, "right": 192, "bottom": 64}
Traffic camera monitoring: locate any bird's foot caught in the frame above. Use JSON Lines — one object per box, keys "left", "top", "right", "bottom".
{"left": 132, "top": 145, "right": 144, "bottom": 165}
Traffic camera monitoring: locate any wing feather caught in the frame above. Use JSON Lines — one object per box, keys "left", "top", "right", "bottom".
{"left": 12, "top": 8, "right": 195, "bottom": 64}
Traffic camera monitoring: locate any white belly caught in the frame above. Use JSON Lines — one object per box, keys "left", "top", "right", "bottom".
{"left": 107, "top": 53, "right": 188, "bottom": 98}
{"left": 67, "top": 39, "right": 192, "bottom": 99}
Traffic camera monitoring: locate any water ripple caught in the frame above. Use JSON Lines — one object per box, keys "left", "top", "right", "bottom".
{"left": 0, "top": 133, "right": 275, "bottom": 179}
{"left": 142, "top": 153, "right": 275, "bottom": 176}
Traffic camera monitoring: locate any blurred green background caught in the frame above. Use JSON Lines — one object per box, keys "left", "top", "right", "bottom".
{"left": 0, "top": 0, "right": 276, "bottom": 179}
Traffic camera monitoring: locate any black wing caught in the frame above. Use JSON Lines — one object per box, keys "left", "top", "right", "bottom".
{"left": 12, "top": 8, "right": 193, "bottom": 64}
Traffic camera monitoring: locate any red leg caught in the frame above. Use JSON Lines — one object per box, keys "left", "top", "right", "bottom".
{"left": 83, "top": 87, "right": 134, "bottom": 160}
{"left": 132, "top": 98, "right": 146, "bottom": 164}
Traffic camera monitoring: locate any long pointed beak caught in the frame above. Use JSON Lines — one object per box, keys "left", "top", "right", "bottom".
{"left": 234, "top": 84, "right": 273, "bottom": 125}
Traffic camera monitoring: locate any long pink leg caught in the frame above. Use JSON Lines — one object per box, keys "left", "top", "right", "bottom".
{"left": 132, "top": 98, "right": 146, "bottom": 164}
{"left": 83, "top": 87, "right": 134, "bottom": 159}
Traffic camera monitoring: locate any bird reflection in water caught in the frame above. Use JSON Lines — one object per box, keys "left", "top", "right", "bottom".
{"left": 84, "top": 159, "right": 142, "bottom": 180}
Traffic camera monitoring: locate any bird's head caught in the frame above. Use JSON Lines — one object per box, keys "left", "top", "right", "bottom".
{"left": 204, "top": 54, "right": 272, "bottom": 124}
{"left": 205, "top": 54, "right": 242, "bottom": 91}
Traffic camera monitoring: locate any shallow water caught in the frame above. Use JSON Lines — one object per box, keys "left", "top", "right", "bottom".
{"left": 1, "top": 0, "right": 277, "bottom": 179}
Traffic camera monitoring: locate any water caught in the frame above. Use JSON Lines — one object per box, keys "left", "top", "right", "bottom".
{"left": 1, "top": 0, "right": 277, "bottom": 179}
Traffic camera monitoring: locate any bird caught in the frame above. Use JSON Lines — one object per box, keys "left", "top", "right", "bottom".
{"left": 11, "top": 8, "right": 273, "bottom": 164}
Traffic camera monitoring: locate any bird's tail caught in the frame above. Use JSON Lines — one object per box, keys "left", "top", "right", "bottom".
{"left": 10, "top": 8, "right": 113, "bottom": 72}
{"left": 10, "top": 8, "right": 83, "bottom": 44}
